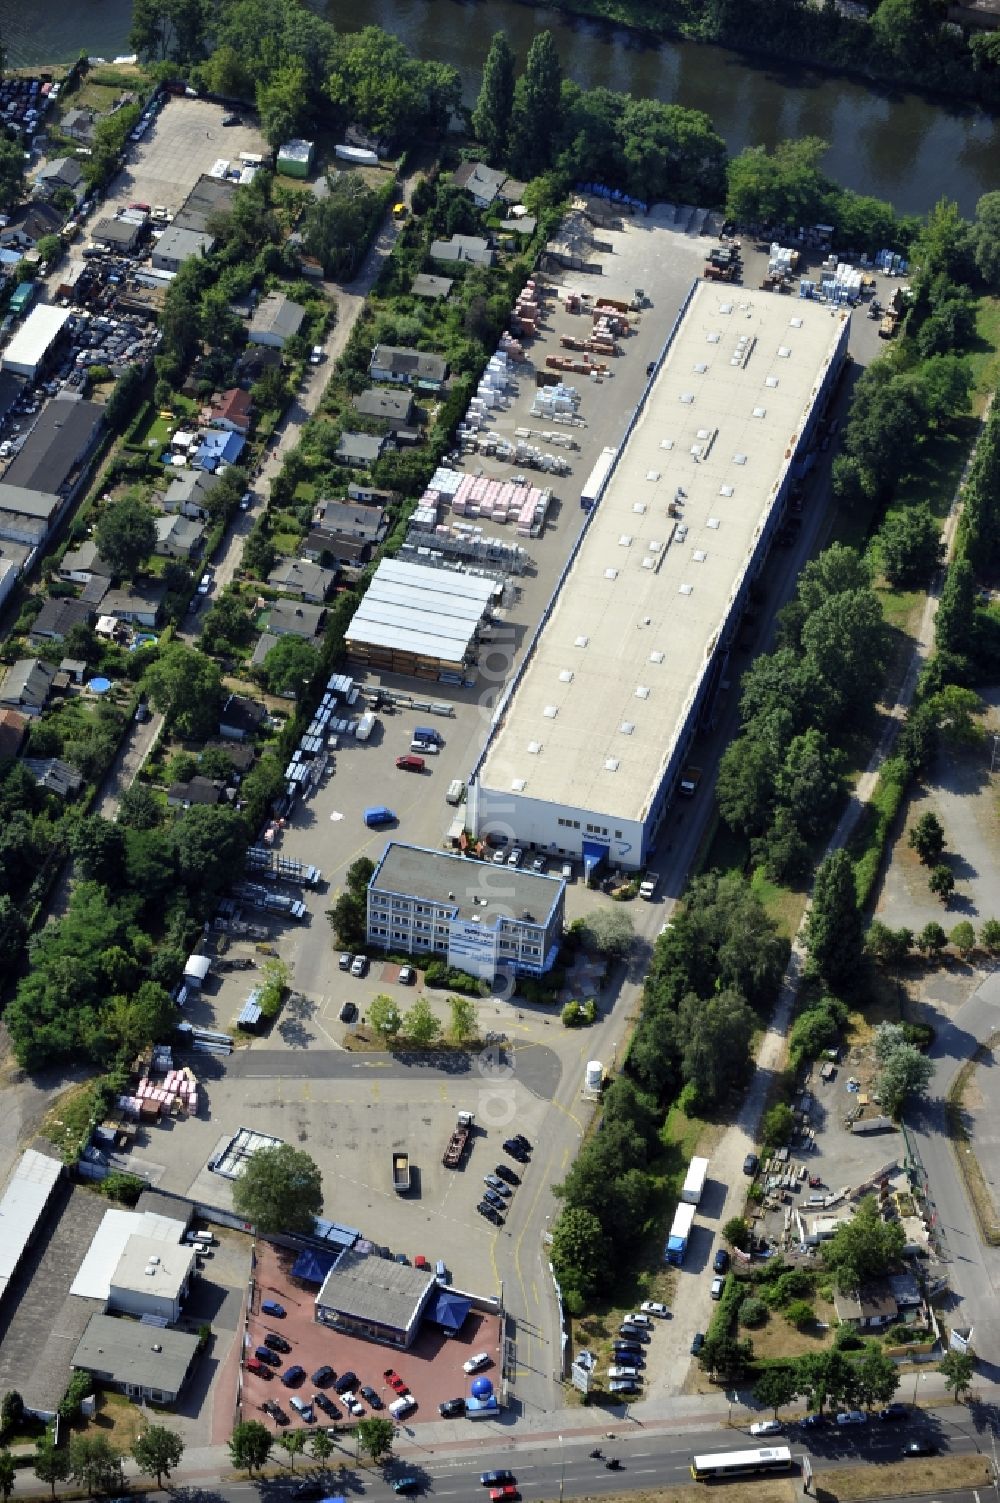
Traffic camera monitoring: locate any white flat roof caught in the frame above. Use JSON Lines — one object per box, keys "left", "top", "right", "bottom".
{"left": 2, "top": 305, "right": 71, "bottom": 373}
{"left": 71, "top": 1209, "right": 185, "bottom": 1301}
{"left": 0, "top": 1149, "right": 62, "bottom": 1298}
{"left": 346, "top": 557, "right": 495, "bottom": 663}
{"left": 479, "top": 283, "right": 848, "bottom": 821}
{"left": 111, "top": 1234, "right": 194, "bottom": 1300}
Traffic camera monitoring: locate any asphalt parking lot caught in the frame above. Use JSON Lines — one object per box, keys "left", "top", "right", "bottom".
{"left": 101, "top": 96, "right": 268, "bottom": 218}
{"left": 243, "top": 1241, "right": 501, "bottom": 1432}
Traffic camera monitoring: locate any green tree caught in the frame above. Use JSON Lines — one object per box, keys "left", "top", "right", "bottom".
{"left": 929, "top": 864, "right": 955, "bottom": 903}
{"left": 369, "top": 994, "right": 402, "bottom": 1040}
{"left": 762, "top": 1103, "right": 794, "bottom": 1148}
{"left": 855, "top": 1347, "right": 899, "bottom": 1409}
{"left": 232, "top": 1143, "right": 323, "bottom": 1235}
{"left": 801, "top": 589, "right": 887, "bottom": 718}
{"left": 356, "top": 1417, "right": 395, "bottom": 1463}
{"left": 310, "top": 1431, "right": 333, "bottom": 1463}
{"left": 257, "top": 58, "right": 309, "bottom": 147}
{"left": 973, "top": 191, "right": 1000, "bottom": 288}
{"left": 722, "top": 1216, "right": 750, "bottom": 1250}
{"left": 403, "top": 996, "right": 441, "bottom": 1047}
{"left": 0, "top": 895, "right": 28, "bottom": 973}
{"left": 0, "top": 1454, "right": 14, "bottom": 1503}
{"left": 68, "top": 1436, "right": 122, "bottom": 1498}
{"left": 447, "top": 994, "right": 477, "bottom": 1043}
{"left": 874, "top": 1024, "right": 934, "bottom": 1116}
{"left": 260, "top": 634, "right": 320, "bottom": 696}
{"left": 581, "top": 906, "right": 634, "bottom": 959}
{"left": 550, "top": 1205, "right": 609, "bottom": 1299}
{"left": 472, "top": 31, "right": 516, "bottom": 164}
{"left": 789, "top": 1002, "right": 841, "bottom": 1067}
{"left": 33, "top": 1436, "right": 72, "bottom": 1499}
{"left": 935, "top": 556, "right": 976, "bottom": 659}
{"left": 678, "top": 988, "right": 755, "bottom": 1107}
{"left": 939, "top": 1348, "right": 975, "bottom": 1401}
{"left": 908, "top": 811, "right": 946, "bottom": 865}
{"left": 725, "top": 136, "right": 829, "bottom": 228}
{"left": 279, "top": 1431, "right": 306, "bottom": 1469}
{"left": 872, "top": 506, "right": 941, "bottom": 587}
{"left": 950, "top": 920, "right": 976, "bottom": 957}
{"left": 0, "top": 138, "right": 26, "bottom": 210}
{"left": 301, "top": 175, "right": 381, "bottom": 280}
{"left": 785, "top": 1299, "right": 815, "bottom": 1330}
{"left": 508, "top": 31, "right": 563, "bottom": 179}
{"left": 979, "top": 918, "right": 1000, "bottom": 955}
{"left": 775, "top": 728, "right": 846, "bottom": 842}
{"left": 171, "top": 805, "right": 248, "bottom": 908}
{"left": 229, "top": 1420, "right": 272, "bottom": 1475}
{"left": 699, "top": 1332, "right": 754, "bottom": 1382}
{"left": 132, "top": 1425, "right": 184, "bottom": 1487}
{"left": 95, "top": 497, "right": 157, "bottom": 578}
{"left": 822, "top": 1196, "right": 905, "bottom": 1290}
{"left": 144, "top": 642, "right": 224, "bottom": 738}
{"left": 805, "top": 850, "right": 865, "bottom": 989}
{"left": 918, "top": 920, "right": 948, "bottom": 958}
{"left": 865, "top": 922, "right": 913, "bottom": 969}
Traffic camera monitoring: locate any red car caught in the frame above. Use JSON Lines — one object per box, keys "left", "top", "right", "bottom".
{"left": 129, "top": 201, "right": 151, "bottom": 212}
{"left": 246, "top": 1357, "right": 272, "bottom": 1378}
{"left": 413, "top": 1255, "right": 429, "bottom": 1270}
{"left": 383, "top": 1369, "right": 408, "bottom": 1395}
{"left": 490, "top": 1489, "right": 519, "bottom": 1502}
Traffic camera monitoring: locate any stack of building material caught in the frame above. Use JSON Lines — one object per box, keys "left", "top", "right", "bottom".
{"left": 511, "top": 279, "right": 542, "bottom": 337}
{"left": 768, "top": 243, "right": 799, "bottom": 279}
{"left": 499, "top": 331, "right": 526, "bottom": 363}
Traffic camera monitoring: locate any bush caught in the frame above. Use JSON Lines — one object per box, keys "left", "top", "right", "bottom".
{"left": 834, "top": 1325, "right": 865, "bottom": 1350}
{"left": 58, "top": 1371, "right": 94, "bottom": 1421}
{"left": 785, "top": 1298, "right": 815, "bottom": 1329}
{"left": 740, "top": 1296, "right": 768, "bottom": 1328}
{"left": 561, "top": 1000, "right": 582, "bottom": 1027}
{"left": 677, "top": 1081, "right": 701, "bottom": 1116}
{"left": 762, "top": 1102, "right": 794, "bottom": 1148}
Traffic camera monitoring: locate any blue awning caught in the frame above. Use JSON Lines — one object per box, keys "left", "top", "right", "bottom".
{"left": 427, "top": 1288, "right": 471, "bottom": 1332}
{"left": 582, "top": 839, "right": 608, "bottom": 879}
{"left": 291, "top": 1247, "right": 338, "bottom": 1284}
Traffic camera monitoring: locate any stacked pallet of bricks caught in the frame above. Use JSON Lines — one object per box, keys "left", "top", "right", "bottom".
{"left": 118, "top": 1066, "right": 199, "bottom": 1121}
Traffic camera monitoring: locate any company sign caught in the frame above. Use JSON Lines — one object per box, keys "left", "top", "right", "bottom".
{"left": 447, "top": 919, "right": 497, "bottom": 979}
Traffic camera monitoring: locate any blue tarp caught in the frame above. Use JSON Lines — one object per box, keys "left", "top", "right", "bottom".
{"left": 428, "top": 1287, "right": 471, "bottom": 1333}
{"left": 291, "top": 1246, "right": 339, "bottom": 1284}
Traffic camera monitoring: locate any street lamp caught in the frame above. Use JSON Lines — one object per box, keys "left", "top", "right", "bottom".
{"left": 558, "top": 1434, "right": 565, "bottom": 1503}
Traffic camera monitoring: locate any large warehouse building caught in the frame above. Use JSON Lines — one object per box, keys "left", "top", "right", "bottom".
{"left": 469, "top": 282, "right": 850, "bottom": 873}
{"left": 344, "top": 557, "right": 495, "bottom": 680}
{"left": 1, "top": 305, "right": 72, "bottom": 379}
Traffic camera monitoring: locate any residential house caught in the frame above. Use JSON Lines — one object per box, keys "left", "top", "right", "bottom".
{"left": 0, "top": 201, "right": 63, "bottom": 252}
{"left": 335, "top": 432, "right": 387, "bottom": 468}
{"left": 33, "top": 156, "right": 86, "bottom": 205}
{"left": 29, "top": 596, "right": 92, "bottom": 644}
{"left": 154, "top": 513, "right": 204, "bottom": 560}
{"left": 887, "top": 1272, "right": 925, "bottom": 1322}
{"left": 81, "top": 574, "right": 110, "bottom": 607}
{"left": 499, "top": 214, "right": 537, "bottom": 238}
{"left": 429, "top": 234, "right": 495, "bottom": 268}
{"left": 59, "top": 540, "right": 114, "bottom": 585}
{"left": 411, "top": 274, "right": 453, "bottom": 301}
{"left": 62, "top": 107, "right": 97, "bottom": 143}
{"left": 59, "top": 659, "right": 87, "bottom": 685}
{"left": 248, "top": 291, "right": 306, "bottom": 349}
{"left": 167, "top": 775, "right": 225, "bottom": 808}
{"left": 267, "top": 558, "right": 335, "bottom": 603}
{"left": 268, "top": 599, "right": 326, "bottom": 639}
{"left": 193, "top": 430, "right": 245, "bottom": 471}
{"left": 209, "top": 387, "right": 254, "bottom": 435}
{"left": 451, "top": 161, "right": 507, "bottom": 210}
{"left": 0, "top": 484, "right": 57, "bottom": 548}
{"left": 169, "top": 430, "right": 198, "bottom": 459}
{"left": 348, "top": 482, "right": 398, "bottom": 506}
{"left": 101, "top": 584, "right": 165, "bottom": 628}
{"left": 352, "top": 388, "right": 415, "bottom": 431}
{"left": 200, "top": 738, "right": 256, "bottom": 774}
{"left": 22, "top": 757, "right": 83, "bottom": 797}
{"left": 218, "top": 693, "right": 266, "bottom": 742}
{"left": 303, "top": 532, "right": 370, "bottom": 568}
{"left": 368, "top": 345, "right": 447, "bottom": 392}
{"left": 0, "top": 707, "right": 28, "bottom": 760}
{"left": 72, "top": 1313, "right": 200, "bottom": 1406}
{"left": 0, "top": 657, "right": 58, "bottom": 716}
{"left": 250, "top": 631, "right": 279, "bottom": 669}
{"left": 313, "top": 498, "right": 388, "bottom": 544}
{"left": 240, "top": 344, "right": 283, "bottom": 380}
{"left": 151, "top": 226, "right": 215, "bottom": 274}
{"left": 161, "top": 470, "right": 221, "bottom": 521}
{"left": 833, "top": 1284, "right": 899, "bottom": 1330}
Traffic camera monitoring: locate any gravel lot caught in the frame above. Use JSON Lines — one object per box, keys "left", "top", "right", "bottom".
{"left": 101, "top": 96, "right": 268, "bottom": 218}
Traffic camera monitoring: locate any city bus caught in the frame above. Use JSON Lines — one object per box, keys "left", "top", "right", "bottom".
{"left": 690, "top": 1446, "right": 793, "bottom": 1481}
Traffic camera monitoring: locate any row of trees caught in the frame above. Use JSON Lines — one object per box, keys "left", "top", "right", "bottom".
{"left": 550, "top": 874, "right": 786, "bottom": 1310}
{"left": 0, "top": 1417, "right": 185, "bottom": 1499}
{"left": 472, "top": 30, "right": 726, "bottom": 205}
{"left": 229, "top": 1413, "right": 396, "bottom": 1473}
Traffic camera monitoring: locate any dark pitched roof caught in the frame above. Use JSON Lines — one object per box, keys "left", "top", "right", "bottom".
{"left": 219, "top": 693, "right": 266, "bottom": 735}
{"left": 4, "top": 398, "right": 103, "bottom": 496}
{"left": 30, "top": 596, "right": 92, "bottom": 640}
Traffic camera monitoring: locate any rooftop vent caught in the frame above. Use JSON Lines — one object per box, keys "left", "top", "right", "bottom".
{"left": 618, "top": 535, "right": 632, "bottom": 546}
{"left": 527, "top": 741, "right": 542, "bottom": 754}
{"left": 790, "top": 316, "right": 803, "bottom": 328}
{"left": 679, "top": 392, "right": 694, "bottom": 404}
{"left": 604, "top": 567, "right": 618, "bottom": 580}
{"left": 632, "top": 501, "right": 647, "bottom": 514}
{"left": 720, "top": 303, "right": 733, "bottom": 315}
{"left": 693, "top": 362, "right": 708, "bottom": 374}
{"left": 752, "top": 406, "right": 766, "bottom": 418}
{"left": 733, "top": 453, "right": 747, "bottom": 466}
{"left": 512, "top": 778, "right": 526, "bottom": 791}
{"left": 604, "top": 758, "right": 620, "bottom": 772}
{"left": 619, "top": 721, "right": 635, "bottom": 735}
{"left": 766, "top": 376, "right": 779, "bottom": 388}
{"left": 719, "top": 483, "right": 734, "bottom": 497}
{"left": 645, "top": 471, "right": 659, "bottom": 482}
{"left": 707, "top": 517, "right": 721, "bottom": 529}
{"left": 558, "top": 669, "right": 574, "bottom": 683}
{"left": 778, "top": 345, "right": 791, "bottom": 358}
{"left": 693, "top": 549, "right": 707, "bottom": 562}
{"left": 543, "top": 705, "right": 558, "bottom": 718}
{"left": 706, "top": 331, "right": 721, "bottom": 343}
{"left": 574, "top": 635, "right": 589, "bottom": 648}
{"left": 635, "top": 685, "right": 650, "bottom": 699}
{"left": 679, "top": 582, "right": 693, "bottom": 595}
{"left": 659, "top": 438, "right": 674, "bottom": 450}
{"left": 649, "top": 650, "right": 665, "bottom": 664}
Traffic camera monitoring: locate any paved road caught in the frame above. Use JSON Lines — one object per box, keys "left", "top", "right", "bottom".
{"left": 223, "top": 1043, "right": 563, "bottom": 1101}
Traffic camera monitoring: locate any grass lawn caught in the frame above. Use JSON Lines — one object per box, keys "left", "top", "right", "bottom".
{"left": 271, "top": 529, "right": 303, "bottom": 556}
{"left": 747, "top": 1296, "right": 837, "bottom": 1358}
{"left": 73, "top": 1389, "right": 145, "bottom": 1449}
{"left": 814, "top": 1453, "right": 992, "bottom": 1502}
{"left": 874, "top": 583, "right": 924, "bottom": 636}
{"left": 750, "top": 867, "right": 806, "bottom": 941}
{"left": 42, "top": 1080, "right": 104, "bottom": 1160}
{"left": 969, "top": 295, "right": 1000, "bottom": 412}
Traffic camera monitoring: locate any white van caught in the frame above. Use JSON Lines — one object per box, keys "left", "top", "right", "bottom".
{"left": 189, "top": 1230, "right": 215, "bottom": 1247}
{"left": 389, "top": 1395, "right": 416, "bottom": 1419}
{"left": 445, "top": 779, "right": 465, "bottom": 806}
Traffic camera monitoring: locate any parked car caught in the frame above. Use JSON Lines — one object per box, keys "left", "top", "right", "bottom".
{"left": 339, "top": 952, "right": 352, "bottom": 970}
{"left": 261, "top": 1299, "right": 285, "bottom": 1318}
{"left": 800, "top": 1414, "right": 825, "bottom": 1430}
{"left": 640, "top": 1301, "right": 669, "bottom": 1318}
{"left": 743, "top": 1152, "right": 759, "bottom": 1176}
{"left": 879, "top": 1404, "right": 909, "bottom": 1422}
{"left": 339, "top": 1001, "right": 358, "bottom": 1024}
{"left": 399, "top": 965, "right": 415, "bottom": 984}
{"left": 280, "top": 1365, "right": 306, "bottom": 1387}
{"left": 624, "top": 1312, "right": 652, "bottom": 1328}
{"left": 477, "top": 1202, "right": 503, "bottom": 1225}
{"left": 607, "top": 1366, "right": 643, "bottom": 1381}
{"left": 246, "top": 1357, "right": 272, "bottom": 1377}
{"left": 465, "top": 1352, "right": 492, "bottom": 1374}
{"left": 221, "top": 113, "right": 242, "bottom": 126}
{"left": 289, "top": 1396, "right": 314, "bottom": 1421}
{"left": 439, "top": 1397, "right": 465, "bottom": 1418}
{"left": 313, "top": 1392, "right": 339, "bottom": 1417}
{"left": 905, "top": 1441, "right": 937, "bottom": 1457}
{"left": 383, "top": 1369, "right": 408, "bottom": 1395}
{"left": 619, "top": 1324, "right": 649, "bottom": 1342}
{"left": 749, "top": 1420, "right": 782, "bottom": 1437}
{"left": 490, "top": 1488, "right": 518, "bottom": 1502}
{"left": 713, "top": 1248, "right": 730, "bottom": 1274}
{"left": 836, "top": 1410, "right": 867, "bottom": 1427}
{"left": 360, "top": 1385, "right": 383, "bottom": 1408}
{"left": 254, "top": 1347, "right": 281, "bottom": 1366}
{"left": 264, "top": 1333, "right": 291, "bottom": 1352}
{"left": 350, "top": 955, "right": 368, "bottom": 977}
{"left": 495, "top": 1163, "right": 520, "bottom": 1185}
{"left": 342, "top": 1394, "right": 365, "bottom": 1417}
{"left": 507, "top": 847, "right": 523, "bottom": 867}
{"left": 484, "top": 1175, "right": 511, "bottom": 1196}
{"left": 690, "top": 1332, "right": 705, "bottom": 1356}
{"left": 502, "top": 1139, "right": 530, "bottom": 1162}
{"left": 710, "top": 1275, "right": 726, "bottom": 1300}
{"left": 391, "top": 1480, "right": 419, "bottom": 1495}
{"left": 311, "top": 1365, "right": 335, "bottom": 1386}
{"left": 334, "top": 1370, "right": 359, "bottom": 1394}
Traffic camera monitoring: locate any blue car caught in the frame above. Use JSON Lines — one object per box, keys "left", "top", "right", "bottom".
{"left": 261, "top": 1299, "right": 286, "bottom": 1318}
{"left": 280, "top": 1365, "right": 306, "bottom": 1386}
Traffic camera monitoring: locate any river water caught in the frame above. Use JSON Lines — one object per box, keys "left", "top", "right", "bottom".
{"left": 2, "top": 0, "right": 998, "bottom": 216}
